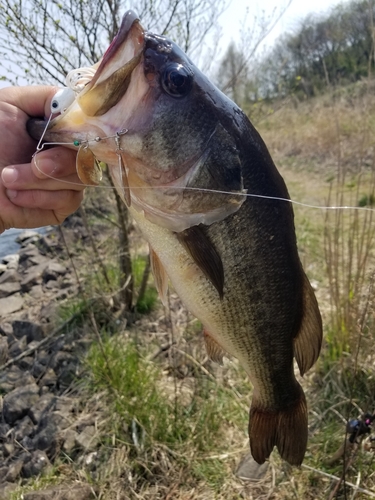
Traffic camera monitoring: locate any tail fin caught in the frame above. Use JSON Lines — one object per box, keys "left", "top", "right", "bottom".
{"left": 249, "top": 386, "right": 308, "bottom": 466}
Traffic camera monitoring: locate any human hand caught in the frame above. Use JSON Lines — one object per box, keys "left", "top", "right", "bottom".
{"left": 0, "top": 85, "right": 84, "bottom": 234}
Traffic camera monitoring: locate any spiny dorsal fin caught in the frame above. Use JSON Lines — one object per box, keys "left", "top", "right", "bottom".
{"left": 149, "top": 245, "right": 168, "bottom": 306}
{"left": 293, "top": 272, "right": 323, "bottom": 376}
{"left": 176, "top": 225, "right": 224, "bottom": 299}
{"left": 203, "top": 329, "right": 225, "bottom": 365}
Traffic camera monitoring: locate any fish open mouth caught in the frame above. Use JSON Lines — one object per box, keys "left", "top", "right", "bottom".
{"left": 75, "top": 11, "right": 145, "bottom": 117}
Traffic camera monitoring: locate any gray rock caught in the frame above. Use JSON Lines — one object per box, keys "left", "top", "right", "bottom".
{"left": 0, "top": 269, "right": 20, "bottom": 284}
{"left": 8, "top": 335, "right": 27, "bottom": 358}
{"left": 43, "top": 262, "right": 67, "bottom": 282}
{"left": 0, "top": 336, "right": 8, "bottom": 366}
{"left": 235, "top": 452, "right": 269, "bottom": 481}
{"left": 45, "top": 280, "right": 59, "bottom": 290}
{"left": 0, "top": 365, "right": 24, "bottom": 392}
{"left": 16, "top": 230, "right": 39, "bottom": 243}
{"left": 29, "top": 284, "right": 44, "bottom": 299}
{"left": 0, "top": 294, "right": 24, "bottom": 317}
{"left": 15, "top": 372, "right": 36, "bottom": 388}
{"left": 5, "top": 455, "right": 25, "bottom": 482}
{"left": 0, "top": 322, "right": 13, "bottom": 335}
{"left": 12, "top": 320, "right": 45, "bottom": 343}
{"left": 29, "top": 393, "right": 55, "bottom": 424}
{"left": 18, "top": 356, "right": 34, "bottom": 371}
{"left": 0, "top": 264, "right": 6, "bottom": 274}
{"left": 23, "top": 484, "right": 95, "bottom": 500}
{"left": 3, "top": 383, "right": 40, "bottom": 424}
{"left": 0, "top": 481, "right": 18, "bottom": 499}
{"left": 14, "top": 415, "right": 35, "bottom": 442}
{"left": 0, "top": 423, "right": 11, "bottom": 439}
{"left": 3, "top": 442, "right": 14, "bottom": 457}
{"left": 75, "top": 425, "right": 97, "bottom": 451}
{"left": 62, "top": 429, "right": 77, "bottom": 454}
{"left": 40, "top": 368, "right": 57, "bottom": 388}
{"left": 1, "top": 254, "right": 19, "bottom": 268}
{"left": 20, "top": 270, "right": 43, "bottom": 292}
{"left": 22, "top": 450, "right": 51, "bottom": 478}
{"left": 0, "top": 281, "right": 21, "bottom": 298}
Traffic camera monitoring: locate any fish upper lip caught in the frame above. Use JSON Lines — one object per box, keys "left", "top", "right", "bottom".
{"left": 88, "top": 11, "right": 143, "bottom": 88}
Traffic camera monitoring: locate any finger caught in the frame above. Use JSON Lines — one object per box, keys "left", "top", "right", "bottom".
{"left": 31, "top": 147, "right": 79, "bottom": 180}
{"left": 0, "top": 85, "right": 59, "bottom": 118}
{"left": 6, "top": 188, "right": 84, "bottom": 215}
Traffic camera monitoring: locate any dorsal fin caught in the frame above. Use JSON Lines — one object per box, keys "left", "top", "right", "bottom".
{"left": 176, "top": 225, "right": 224, "bottom": 299}
{"left": 149, "top": 245, "right": 168, "bottom": 306}
{"left": 293, "top": 272, "right": 323, "bottom": 376}
{"left": 203, "top": 329, "right": 226, "bottom": 365}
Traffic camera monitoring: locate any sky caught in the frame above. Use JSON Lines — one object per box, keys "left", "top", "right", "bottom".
{"left": 0, "top": 0, "right": 347, "bottom": 89}
{"left": 217, "top": 0, "right": 346, "bottom": 53}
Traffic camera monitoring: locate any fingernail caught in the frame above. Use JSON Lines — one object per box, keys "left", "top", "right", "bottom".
{"left": 6, "top": 189, "right": 18, "bottom": 199}
{"left": 2, "top": 167, "right": 18, "bottom": 184}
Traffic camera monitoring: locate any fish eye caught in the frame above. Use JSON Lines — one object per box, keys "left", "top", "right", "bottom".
{"left": 162, "top": 63, "right": 193, "bottom": 97}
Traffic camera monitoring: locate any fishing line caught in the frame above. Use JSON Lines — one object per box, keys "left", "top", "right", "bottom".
{"left": 32, "top": 145, "right": 375, "bottom": 214}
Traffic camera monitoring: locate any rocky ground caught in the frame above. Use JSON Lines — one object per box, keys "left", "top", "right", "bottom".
{"left": 0, "top": 221, "right": 99, "bottom": 499}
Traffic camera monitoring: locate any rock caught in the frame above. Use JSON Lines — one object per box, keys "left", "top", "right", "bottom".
{"left": 0, "top": 264, "right": 6, "bottom": 274}
{"left": 18, "top": 356, "right": 35, "bottom": 371}
{"left": 12, "top": 320, "right": 45, "bottom": 343}
{"left": 43, "top": 262, "right": 68, "bottom": 283}
{"left": 235, "top": 452, "right": 269, "bottom": 481}
{"left": 16, "top": 230, "right": 39, "bottom": 244}
{"left": 16, "top": 372, "right": 36, "bottom": 389}
{"left": 45, "top": 280, "right": 59, "bottom": 290}
{"left": 1, "top": 254, "right": 19, "bottom": 268}
{"left": 0, "top": 336, "right": 8, "bottom": 366}
{"left": 8, "top": 335, "right": 27, "bottom": 358}
{"left": 20, "top": 270, "right": 43, "bottom": 292}
{"left": 3, "top": 442, "right": 15, "bottom": 457}
{"left": 29, "top": 285, "right": 44, "bottom": 299}
{"left": 5, "top": 455, "right": 26, "bottom": 482}
{"left": 0, "top": 365, "right": 24, "bottom": 392}
{"left": 14, "top": 415, "right": 35, "bottom": 442}
{"left": 0, "top": 481, "right": 18, "bottom": 499}
{"left": 0, "top": 423, "right": 11, "bottom": 439}
{"left": 29, "top": 393, "right": 55, "bottom": 424}
{"left": 39, "top": 368, "right": 57, "bottom": 388}
{"left": 0, "top": 282, "right": 21, "bottom": 298}
{"left": 75, "top": 426, "right": 97, "bottom": 451}
{"left": 0, "top": 269, "right": 20, "bottom": 284}
{"left": 22, "top": 450, "right": 51, "bottom": 478}
{"left": 3, "top": 383, "right": 40, "bottom": 424}
{"left": 23, "top": 483, "right": 95, "bottom": 500}
{"left": 0, "top": 294, "right": 24, "bottom": 317}
{"left": 62, "top": 429, "right": 77, "bottom": 454}
{"left": 0, "top": 322, "right": 13, "bottom": 336}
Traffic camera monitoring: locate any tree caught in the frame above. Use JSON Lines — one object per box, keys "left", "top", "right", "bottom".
{"left": 0, "top": 0, "right": 226, "bottom": 311}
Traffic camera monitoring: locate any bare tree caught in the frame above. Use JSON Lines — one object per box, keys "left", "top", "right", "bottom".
{"left": 0, "top": 0, "right": 226, "bottom": 311}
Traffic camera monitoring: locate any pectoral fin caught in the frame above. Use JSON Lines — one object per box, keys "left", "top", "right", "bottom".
{"left": 149, "top": 246, "right": 168, "bottom": 306}
{"left": 176, "top": 225, "right": 224, "bottom": 299}
{"left": 293, "top": 272, "right": 322, "bottom": 376}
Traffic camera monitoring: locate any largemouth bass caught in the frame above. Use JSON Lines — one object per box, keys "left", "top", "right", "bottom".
{"left": 28, "top": 10, "right": 322, "bottom": 465}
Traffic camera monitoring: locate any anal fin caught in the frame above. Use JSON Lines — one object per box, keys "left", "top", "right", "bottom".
{"left": 203, "top": 329, "right": 226, "bottom": 365}
{"left": 149, "top": 245, "right": 168, "bottom": 306}
{"left": 293, "top": 272, "right": 323, "bottom": 376}
{"left": 176, "top": 225, "right": 224, "bottom": 299}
